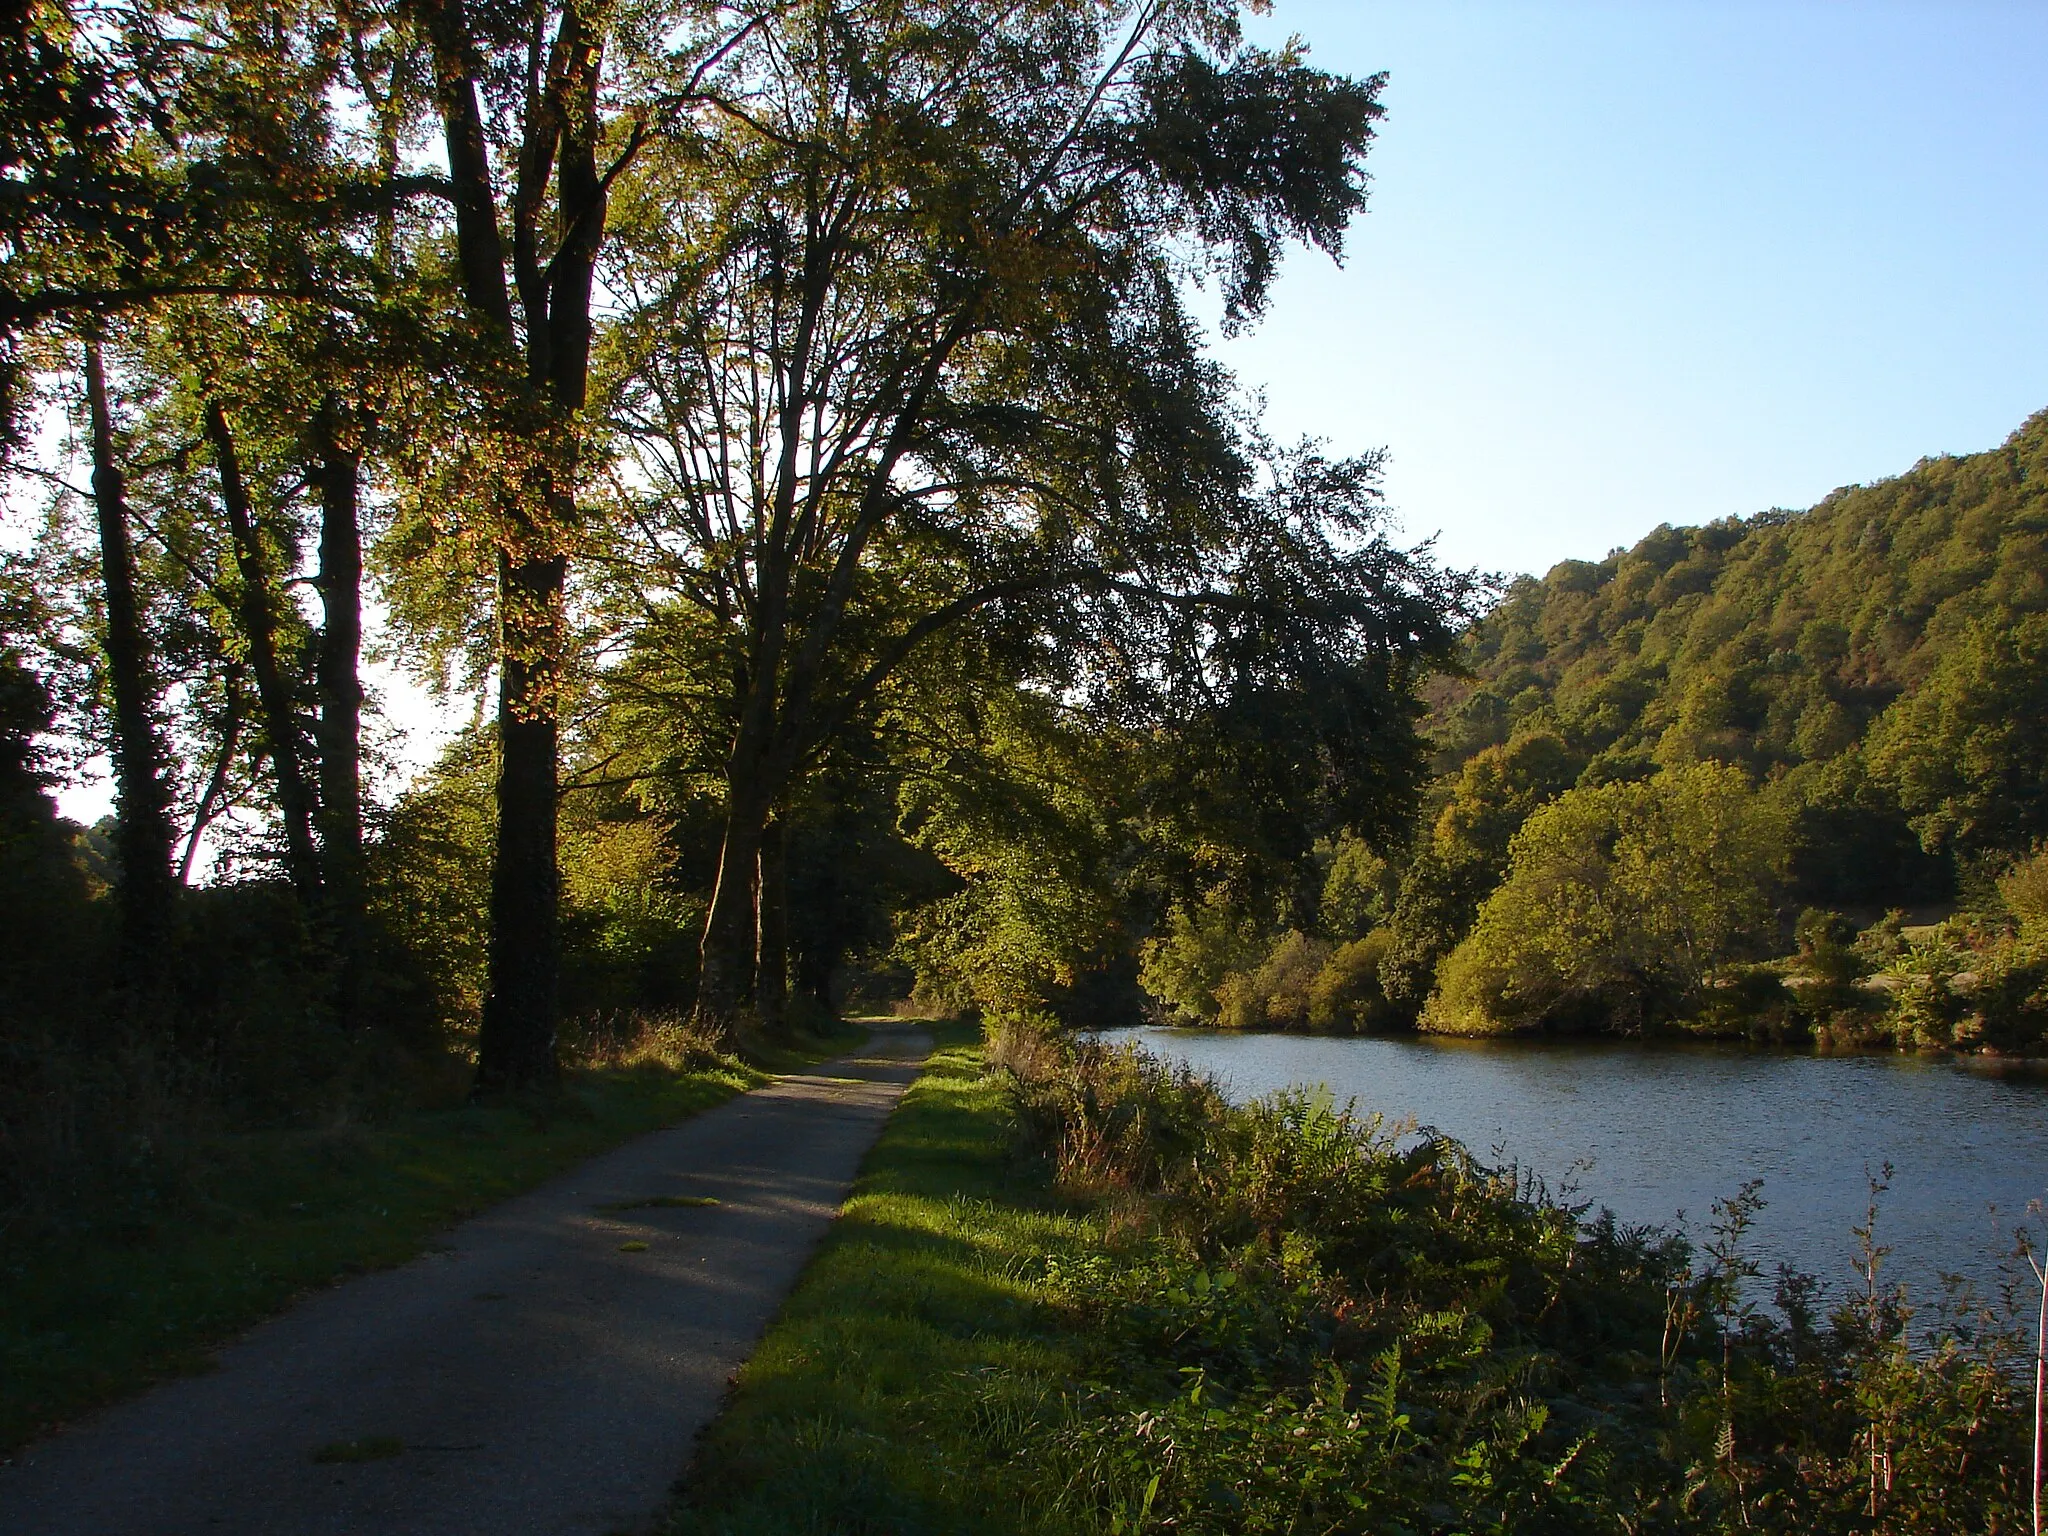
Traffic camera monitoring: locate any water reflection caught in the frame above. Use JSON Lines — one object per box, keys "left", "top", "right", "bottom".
{"left": 1097, "top": 1027, "right": 2048, "bottom": 1309}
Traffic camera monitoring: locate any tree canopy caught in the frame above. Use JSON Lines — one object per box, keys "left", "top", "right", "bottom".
{"left": 1, "top": 0, "right": 1465, "bottom": 1130}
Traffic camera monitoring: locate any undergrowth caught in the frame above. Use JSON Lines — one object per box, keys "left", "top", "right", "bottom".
{"left": 673, "top": 1019, "right": 2038, "bottom": 1535}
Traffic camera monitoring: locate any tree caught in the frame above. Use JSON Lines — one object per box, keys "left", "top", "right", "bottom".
{"left": 1426, "top": 761, "right": 1787, "bottom": 1035}
{"left": 1379, "top": 731, "right": 1580, "bottom": 1017}
{"left": 398, "top": 0, "right": 654, "bottom": 1090}
{"left": 1866, "top": 612, "right": 2048, "bottom": 862}
{"left": 81, "top": 339, "right": 177, "bottom": 972}
{"left": 590, "top": 0, "right": 1460, "bottom": 1038}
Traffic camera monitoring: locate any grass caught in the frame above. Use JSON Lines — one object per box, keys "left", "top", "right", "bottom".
{"left": 666, "top": 1020, "right": 1091, "bottom": 1536}
{"left": 0, "top": 1021, "right": 860, "bottom": 1455}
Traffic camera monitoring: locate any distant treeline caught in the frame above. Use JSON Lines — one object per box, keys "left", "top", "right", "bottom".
{"left": 1144, "top": 408, "right": 2048, "bottom": 1049}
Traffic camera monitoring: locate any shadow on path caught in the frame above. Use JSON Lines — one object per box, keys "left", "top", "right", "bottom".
{"left": 0, "top": 1024, "right": 932, "bottom": 1536}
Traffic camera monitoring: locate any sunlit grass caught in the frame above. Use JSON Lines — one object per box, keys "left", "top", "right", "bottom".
{"left": 669, "top": 1023, "right": 1092, "bottom": 1535}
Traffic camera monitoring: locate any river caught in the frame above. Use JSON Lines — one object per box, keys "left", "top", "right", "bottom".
{"left": 1097, "top": 1026, "right": 2048, "bottom": 1313}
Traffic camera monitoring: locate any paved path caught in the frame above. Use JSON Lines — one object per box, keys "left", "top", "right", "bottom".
{"left": 0, "top": 1025, "right": 931, "bottom": 1536}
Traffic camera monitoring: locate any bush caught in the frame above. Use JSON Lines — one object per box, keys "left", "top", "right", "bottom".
{"left": 1864, "top": 914, "right": 2048, "bottom": 1054}
{"left": 1306, "top": 930, "right": 1397, "bottom": 1033}
{"left": 1424, "top": 763, "right": 1788, "bottom": 1035}
{"left": 1997, "top": 846, "right": 2048, "bottom": 936}
{"left": 1213, "top": 931, "right": 1329, "bottom": 1031}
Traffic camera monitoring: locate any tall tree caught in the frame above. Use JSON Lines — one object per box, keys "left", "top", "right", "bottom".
{"left": 591, "top": 0, "right": 1446, "bottom": 1036}
{"left": 312, "top": 394, "right": 370, "bottom": 1016}
{"left": 202, "top": 400, "right": 323, "bottom": 906}
{"left": 413, "top": 0, "right": 616, "bottom": 1091}
{"left": 82, "top": 340, "right": 176, "bottom": 970}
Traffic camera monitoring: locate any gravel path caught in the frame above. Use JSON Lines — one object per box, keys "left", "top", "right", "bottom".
{"left": 0, "top": 1024, "right": 932, "bottom": 1536}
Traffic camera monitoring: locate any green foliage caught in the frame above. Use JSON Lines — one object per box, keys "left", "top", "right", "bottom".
{"left": 684, "top": 1028, "right": 2043, "bottom": 1535}
{"left": 1214, "top": 930, "right": 1331, "bottom": 1031}
{"left": 1427, "top": 763, "right": 1789, "bottom": 1034}
{"left": 1865, "top": 611, "right": 2048, "bottom": 857}
{"left": 1138, "top": 889, "right": 1267, "bottom": 1024}
{"left": 1371, "top": 732, "right": 1584, "bottom": 1018}
{"left": 1318, "top": 832, "right": 1396, "bottom": 938}
{"left": 1435, "top": 410, "right": 2048, "bottom": 898}
{"left": 1338, "top": 415, "right": 2048, "bottom": 1037}
{"left": 1306, "top": 929, "right": 1399, "bottom": 1033}
{"left": 1998, "top": 847, "right": 2048, "bottom": 936}
{"left": 1871, "top": 918, "right": 2048, "bottom": 1054}
{"left": 559, "top": 808, "right": 703, "bottom": 1019}
{"left": 363, "top": 732, "right": 497, "bottom": 1030}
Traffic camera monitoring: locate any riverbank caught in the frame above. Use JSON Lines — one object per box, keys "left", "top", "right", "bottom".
{"left": 1100, "top": 1022, "right": 2048, "bottom": 1311}
{"left": 0, "top": 1021, "right": 858, "bottom": 1455}
{"left": 671, "top": 1020, "right": 2034, "bottom": 1535}
{"left": 666, "top": 1020, "right": 1094, "bottom": 1532}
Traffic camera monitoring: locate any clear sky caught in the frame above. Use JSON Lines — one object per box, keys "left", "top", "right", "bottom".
{"left": 1205, "top": 0, "right": 2048, "bottom": 580}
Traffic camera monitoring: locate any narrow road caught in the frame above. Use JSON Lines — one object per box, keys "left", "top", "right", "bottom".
{"left": 0, "top": 1025, "right": 931, "bottom": 1536}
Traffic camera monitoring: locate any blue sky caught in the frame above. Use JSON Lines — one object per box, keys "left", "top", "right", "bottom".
{"left": 1204, "top": 0, "right": 2048, "bottom": 580}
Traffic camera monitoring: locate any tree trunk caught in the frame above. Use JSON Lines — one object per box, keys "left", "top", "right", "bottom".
{"left": 424, "top": 0, "right": 605, "bottom": 1094}
{"left": 696, "top": 782, "right": 768, "bottom": 1040}
{"left": 179, "top": 665, "right": 244, "bottom": 884}
{"left": 204, "top": 401, "right": 322, "bottom": 908}
{"left": 313, "top": 398, "right": 368, "bottom": 1022}
{"left": 755, "top": 813, "right": 789, "bottom": 1039}
{"left": 84, "top": 341, "right": 176, "bottom": 978}
{"left": 474, "top": 548, "right": 565, "bottom": 1094}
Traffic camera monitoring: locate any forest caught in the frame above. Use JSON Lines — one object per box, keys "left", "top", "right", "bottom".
{"left": 1155, "top": 408, "right": 2048, "bottom": 1051}
{"left": 0, "top": 0, "right": 1474, "bottom": 1234}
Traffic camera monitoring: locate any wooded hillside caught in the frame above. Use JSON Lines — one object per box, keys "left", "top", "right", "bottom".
{"left": 1155, "top": 408, "right": 2048, "bottom": 1045}
{"left": 1440, "top": 406, "right": 2048, "bottom": 874}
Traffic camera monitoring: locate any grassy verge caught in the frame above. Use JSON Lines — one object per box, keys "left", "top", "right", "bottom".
{"left": 1, "top": 1022, "right": 859, "bottom": 1454}
{"left": 667, "top": 1020, "right": 1089, "bottom": 1535}
{"left": 674, "top": 1022, "right": 2036, "bottom": 1536}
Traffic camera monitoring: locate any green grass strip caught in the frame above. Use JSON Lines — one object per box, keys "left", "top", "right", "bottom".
{"left": 669, "top": 1022, "right": 1090, "bottom": 1536}
{"left": 2, "top": 1029, "right": 855, "bottom": 1454}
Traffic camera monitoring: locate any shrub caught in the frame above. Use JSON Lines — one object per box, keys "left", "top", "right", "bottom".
{"left": 1866, "top": 916, "right": 2048, "bottom": 1054}
{"left": 1997, "top": 846, "right": 2048, "bottom": 936}
{"left": 1212, "top": 931, "right": 1329, "bottom": 1031}
{"left": 1305, "top": 930, "right": 1397, "bottom": 1033}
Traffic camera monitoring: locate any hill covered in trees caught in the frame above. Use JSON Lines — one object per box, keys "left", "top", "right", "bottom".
{"left": 1151, "top": 408, "right": 2048, "bottom": 1048}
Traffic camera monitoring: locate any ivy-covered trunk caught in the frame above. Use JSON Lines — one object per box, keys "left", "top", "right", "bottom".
{"left": 313, "top": 402, "right": 367, "bottom": 1022}
{"left": 84, "top": 341, "right": 176, "bottom": 977}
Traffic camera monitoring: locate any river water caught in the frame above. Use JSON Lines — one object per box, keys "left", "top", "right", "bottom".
{"left": 1097, "top": 1027, "right": 2048, "bottom": 1313}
